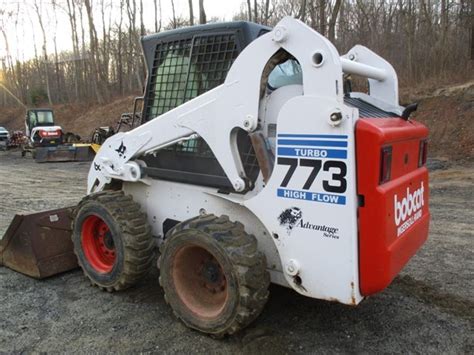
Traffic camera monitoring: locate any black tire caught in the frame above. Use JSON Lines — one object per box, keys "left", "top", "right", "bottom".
{"left": 72, "top": 191, "right": 155, "bottom": 291}
{"left": 159, "top": 214, "right": 270, "bottom": 337}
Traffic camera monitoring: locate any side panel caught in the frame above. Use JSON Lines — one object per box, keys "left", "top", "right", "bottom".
{"left": 122, "top": 180, "right": 288, "bottom": 287}
{"left": 356, "top": 118, "right": 430, "bottom": 296}
{"left": 245, "top": 96, "right": 363, "bottom": 305}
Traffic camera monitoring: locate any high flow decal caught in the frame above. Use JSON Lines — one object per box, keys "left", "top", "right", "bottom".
{"left": 276, "top": 134, "right": 348, "bottom": 205}
{"left": 394, "top": 182, "right": 425, "bottom": 237}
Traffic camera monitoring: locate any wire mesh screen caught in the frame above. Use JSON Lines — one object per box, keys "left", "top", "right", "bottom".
{"left": 144, "top": 32, "right": 240, "bottom": 156}
{"left": 145, "top": 33, "right": 239, "bottom": 121}
{"left": 142, "top": 31, "right": 259, "bottom": 187}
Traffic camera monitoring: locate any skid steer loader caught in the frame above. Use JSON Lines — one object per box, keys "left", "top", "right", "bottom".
{"left": 0, "top": 18, "right": 430, "bottom": 337}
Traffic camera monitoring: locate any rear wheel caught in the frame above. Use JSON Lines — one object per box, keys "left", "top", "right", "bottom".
{"left": 72, "top": 191, "right": 155, "bottom": 291}
{"left": 159, "top": 214, "right": 270, "bottom": 337}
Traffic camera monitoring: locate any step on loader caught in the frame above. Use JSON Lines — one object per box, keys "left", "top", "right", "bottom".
{"left": 0, "top": 17, "right": 430, "bottom": 337}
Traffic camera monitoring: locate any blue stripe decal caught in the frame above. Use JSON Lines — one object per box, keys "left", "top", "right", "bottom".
{"left": 278, "top": 139, "right": 348, "bottom": 148}
{"left": 278, "top": 147, "right": 347, "bottom": 159}
{"left": 278, "top": 134, "right": 348, "bottom": 139}
{"left": 277, "top": 188, "right": 346, "bottom": 205}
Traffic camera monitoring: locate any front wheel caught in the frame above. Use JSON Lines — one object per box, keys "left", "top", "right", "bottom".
{"left": 159, "top": 215, "right": 270, "bottom": 337}
{"left": 72, "top": 191, "right": 155, "bottom": 291}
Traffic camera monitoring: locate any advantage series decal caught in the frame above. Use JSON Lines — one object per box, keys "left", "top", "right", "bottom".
{"left": 278, "top": 207, "right": 340, "bottom": 238}
{"left": 276, "top": 133, "right": 348, "bottom": 205}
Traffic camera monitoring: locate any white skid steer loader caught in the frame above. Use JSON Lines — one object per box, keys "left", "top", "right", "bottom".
{"left": 1, "top": 18, "right": 430, "bottom": 337}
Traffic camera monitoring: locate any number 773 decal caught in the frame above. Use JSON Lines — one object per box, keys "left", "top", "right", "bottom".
{"left": 276, "top": 157, "right": 347, "bottom": 205}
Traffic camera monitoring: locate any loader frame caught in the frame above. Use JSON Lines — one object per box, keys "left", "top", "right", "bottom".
{"left": 87, "top": 17, "right": 406, "bottom": 305}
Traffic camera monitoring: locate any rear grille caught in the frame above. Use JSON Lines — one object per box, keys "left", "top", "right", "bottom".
{"left": 344, "top": 97, "right": 399, "bottom": 118}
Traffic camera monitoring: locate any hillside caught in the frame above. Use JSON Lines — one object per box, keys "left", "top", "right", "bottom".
{"left": 0, "top": 82, "right": 472, "bottom": 161}
{"left": 0, "top": 95, "right": 136, "bottom": 140}
{"left": 407, "top": 81, "right": 474, "bottom": 161}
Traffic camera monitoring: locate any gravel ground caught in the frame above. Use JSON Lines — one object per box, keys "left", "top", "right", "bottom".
{"left": 0, "top": 150, "right": 472, "bottom": 353}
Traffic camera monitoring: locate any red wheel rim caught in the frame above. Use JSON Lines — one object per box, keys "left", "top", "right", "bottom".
{"left": 81, "top": 215, "right": 116, "bottom": 273}
{"left": 172, "top": 245, "right": 228, "bottom": 319}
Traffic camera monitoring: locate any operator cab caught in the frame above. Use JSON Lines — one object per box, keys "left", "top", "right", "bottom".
{"left": 25, "top": 109, "right": 63, "bottom": 146}
{"left": 139, "top": 22, "right": 270, "bottom": 191}
{"left": 25, "top": 109, "right": 54, "bottom": 135}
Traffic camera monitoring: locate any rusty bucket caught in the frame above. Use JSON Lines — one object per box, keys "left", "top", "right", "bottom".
{"left": 0, "top": 207, "right": 78, "bottom": 278}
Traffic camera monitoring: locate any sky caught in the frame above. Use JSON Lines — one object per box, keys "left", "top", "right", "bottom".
{"left": 0, "top": 0, "right": 247, "bottom": 62}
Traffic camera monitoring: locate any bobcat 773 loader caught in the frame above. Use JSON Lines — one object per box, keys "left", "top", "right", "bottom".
{"left": 0, "top": 18, "right": 430, "bottom": 336}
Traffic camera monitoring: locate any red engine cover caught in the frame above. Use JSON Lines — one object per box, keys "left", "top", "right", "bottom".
{"left": 356, "top": 118, "right": 430, "bottom": 296}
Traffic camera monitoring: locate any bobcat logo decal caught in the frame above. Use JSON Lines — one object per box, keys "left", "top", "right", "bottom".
{"left": 278, "top": 207, "right": 302, "bottom": 235}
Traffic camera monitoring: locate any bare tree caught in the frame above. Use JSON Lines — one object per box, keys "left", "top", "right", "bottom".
{"left": 188, "top": 0, "right": 194, "bottom": 26}
{"left": 140, "top": 0, "right": 145, "bottom": 36}
{"left": 1, "top": 0, "right": 472, "bottom": 109}
{"left": 170, "top": 0, "right": 178, "bottom": 29}
{"left": 318, "top": 0, "right": 326, "bottom": 36}
{"left": 264, "top": 0, "right": 270, "bottom": 25}
{"left": 299, "top": 0, "right": 307, "bottom": 22}
{"left": 247, "top": 0, "right": 252, "bottom": 21}
{"left": 254, "top": 0, "right": 258, "bottom": 23}
{"left": 66, "top": 0, "right": 80, "bottom": 100}
{"left": 84, "top": 0, "right": 103, "bottom": 103}
{"left": 199, "top": 0, "right": 206, "bottom": 24}
{"left": 328, "top": 0, "right": 342, "bottom": 42}
{"left": 117, "top": 0, "right": 124, "bottom": 94}
{"left": 33, "top": 0, "right": 53, "bottom": 106}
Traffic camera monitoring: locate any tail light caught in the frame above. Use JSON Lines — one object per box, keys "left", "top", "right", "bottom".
{"left": 418, "top": 140, "right": 428, "bottom": 167}
{"left": 379, "top": 146, "right": 392, "bottom": 184}
{"left": 39, "top": 130, "right": 62, "bottom": 138}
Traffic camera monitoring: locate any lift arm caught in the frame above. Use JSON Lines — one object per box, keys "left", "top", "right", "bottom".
{"left": 87, "top": 17, "right": 399, "bottom": 194}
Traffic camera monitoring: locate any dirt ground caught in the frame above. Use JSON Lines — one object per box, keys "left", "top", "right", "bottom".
{"left": 0, "top": 150, "right": 472, "bottom": 353}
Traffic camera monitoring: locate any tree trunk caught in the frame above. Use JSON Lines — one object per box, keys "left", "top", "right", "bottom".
{"left": 319, "top": 0, "right": 326, "bottom": 36}
{"left": 170, "top": 0, "right": 177, "bottom": 28}
{"left": 199, "top": 0, "right": 206, "bottom": 24}
{"left": 153, "top": 0, "right": 159, "bottom": 32}
{"left": 299, "top": 0, "right": 307, "bottom": 22}
{"left": 264, "top": 0, "right": 270, "bottom": 25}
{"left": 140, "top": 0, "right": 145, "bottom": 36}
{"left": 247, "top": 0, "right": 252, "bottom": 21}
{"left": 66, "top": 0, "right": 80, "bottom": 101}
{"left": 78, "top": 4, "right": 88, "bottom": 99}
{"left": 33, "top": 0, "right": 53, "bottom": 106}
{"left": 188, "top": 0, "right": 194, "bottom": 26}
{"left": 328, "top": 0, "right": 342, "bottom": 42}
{"left": 84, "top": 0, "right": 104, "bottom": 103}
{"left": 254, "top": 0, "right": 258, "bottom": 23}
{"left": 118, "top": 0, "right": 124, "bottom": 95}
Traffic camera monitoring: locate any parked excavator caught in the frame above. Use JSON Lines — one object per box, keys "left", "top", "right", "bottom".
{"left": 21, "top": 108, "right": 97, "bottom": 162}
{"left": 0, "top": 18, "right": 430, "bottom": 337}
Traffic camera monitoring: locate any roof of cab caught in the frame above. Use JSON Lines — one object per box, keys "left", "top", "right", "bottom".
{"left": 140, "top": 21, "right": 271, "bottom": 70}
